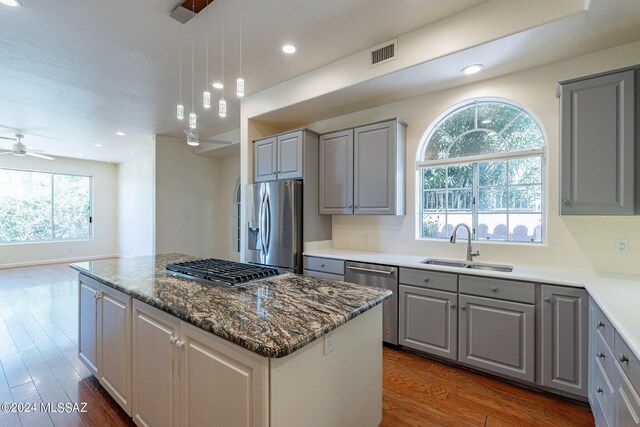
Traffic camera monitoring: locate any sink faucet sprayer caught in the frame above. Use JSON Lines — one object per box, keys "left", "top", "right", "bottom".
{"left": 450, "top": 224, "right": 480, "bottom": 262}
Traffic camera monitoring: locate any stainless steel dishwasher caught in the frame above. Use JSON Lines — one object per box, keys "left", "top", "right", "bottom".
{"left": 345, "top": 261, "right": 398, "bottom": 345}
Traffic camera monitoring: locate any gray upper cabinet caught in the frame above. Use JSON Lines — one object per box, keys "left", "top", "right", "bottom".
{"left": 319, "top": 118, "right": 406, "bottom": 215}
{"left": 458, "top": 294, "right": 535, "bottom": 383}
{"left": 560, "top": 69, "right": 636, "bottom": 215}
{"left": 277, "top": 131, "right": 303, "bottom": 180}
{"left": 319, "top": 130, "right": 354, "bottom": 215}
{"left": 399, "top": 285, "right": 457, "bottom": 361}
{"left": 254, "top": 130, "right": 307, "bottom": 182}
{"left": 254, "top": 137, "right": 277, "bottom": 182}
{"left": 539, "top": 285, "right": 588, "bottom": 398}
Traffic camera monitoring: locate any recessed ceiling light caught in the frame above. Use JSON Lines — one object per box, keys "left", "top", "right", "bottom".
{"left": 95, "top": 144, "right": 103, "bottom": 148}
{"left": 282, "top": 44, "right": 296, "bottom": 54}
{"left": 116, "top": 131, "right": 125, "bottom": 136}
{"left": 212, "top": 82, "right": 224, "bottom": 89}
{"left": 461, "top": 64, "right": 484, "bottom": 75}
{"left": 0, "top": 0, "right": 20, "bottom": 7}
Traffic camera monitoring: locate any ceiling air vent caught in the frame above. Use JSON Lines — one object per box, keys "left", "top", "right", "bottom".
{"left": 369, "top": 39, "right": 397, "bottom": 67}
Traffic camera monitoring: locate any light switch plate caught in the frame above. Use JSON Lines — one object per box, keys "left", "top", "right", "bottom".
{"left": 324, "top": 331, "right": 336, "bottom": 355}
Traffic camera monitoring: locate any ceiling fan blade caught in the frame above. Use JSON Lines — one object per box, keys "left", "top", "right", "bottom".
{"left": 0, "top": 136, "right": 17, "bottom": 141}
{"left": 26, "top": 152, "right": 55, "bottom": 160}
{"left": 200, "top": 139, "right": 234, "bottom": 145}
{"left": 0, "top": 151, "right": 12, "bottom": 155}
{"left": 183, "top": 128, "right": 199, "bottom": 137}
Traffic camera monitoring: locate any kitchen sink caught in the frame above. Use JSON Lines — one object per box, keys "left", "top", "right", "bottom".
{"left": 420, "top": 258, "right": 513, "bottom": 273}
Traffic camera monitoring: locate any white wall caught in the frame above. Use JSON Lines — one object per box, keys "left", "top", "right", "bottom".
{"left": 299, "top": 41, "right": 640, "bottom": 274}
{"left": 155, "top": 136, "right": 239, "bottom": 259}
{"left": 218, "top": 155, "right": 241, "bottom": 261}
{"left": 0, "top": 155, "right": 118, "bottom": 268}
{"left": 118, "top": 142, "right": 155, "bottom": 258}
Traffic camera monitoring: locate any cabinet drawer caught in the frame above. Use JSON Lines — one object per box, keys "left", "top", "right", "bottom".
{"left": 303, "top": 256, "right": 345, "bottom": 275}
{"left": 595, "top": 304, "right": 615, "bottom": 350}
{"left": 399, "top": 268, "right": 458, "bottom": 292}
{"left": 614, "top": 361, "right": 640, "bottom": 427}
{"left": 303, "top": 270, "right": 345, "bottom": 282}
{"left": 459, "top": 275, "right": 535, "bottom": 304}
{"left": 593, "top": 356, "right": 615, "bottom": 427}
{"left": 615, "top": 330, "right": 640, "bottom": 394}
{"left": 596, "top": 328, "right": 617, "bottom": 382}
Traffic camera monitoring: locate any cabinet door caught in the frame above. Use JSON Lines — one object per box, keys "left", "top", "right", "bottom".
{"left": 560, "top": 70, "right": 635, "bottom": 215}
{"left": 399, "top": 285, "right": 457, "bottom": 361}
{"left": 99, "top": 285, "right": 132, "bottom": 414}
{"left": 459, "top": 294, "right": 535, "bottom": 382}
{"left": 319, "top": 130, "right": 354, "bottom": 214}
{"left": 78, "top": 277, "right": 99, "bottom": 376}
{"left": 179, "top": 322, "right": 268, "bottom": 427}
{"left": 254, "top": 137, "right": 277, "bottom": 182}
{"left": 277, "top": 131, "right": 303, "bottom": 180}
{"left": 354, "top": 120, "right": 398, "bottom": 215}
{"left": 132, "top": 300, "right": 180, "bottom": 427}
{"left": 539, "top": 285, "right": 588, "bottom": 397}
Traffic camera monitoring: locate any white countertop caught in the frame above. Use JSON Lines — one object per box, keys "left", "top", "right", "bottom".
{"left": 303, "top": 247, "right": 640, "bottom": 361}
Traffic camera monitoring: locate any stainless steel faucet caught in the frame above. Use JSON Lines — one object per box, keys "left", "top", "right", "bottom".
{"left": 450, "top": 224, "right": 480, "bottom": 262}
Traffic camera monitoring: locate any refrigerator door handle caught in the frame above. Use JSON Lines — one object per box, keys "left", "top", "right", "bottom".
{"left": 264, "top": 191, "right": 272, "bottom": 255}
{"left": 259, "top": 192, "right": 268, "bottom": 255}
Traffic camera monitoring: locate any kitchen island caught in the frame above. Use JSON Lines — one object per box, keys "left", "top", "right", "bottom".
{"left": 71, "top": 254, "right": 390, "bottom": 427}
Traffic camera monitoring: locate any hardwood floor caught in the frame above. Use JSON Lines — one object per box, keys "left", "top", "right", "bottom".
{"left": 0, "top": 263, "right": 593, "bottom": 426}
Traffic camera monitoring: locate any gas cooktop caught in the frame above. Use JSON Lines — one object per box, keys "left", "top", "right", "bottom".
{"left": 165, "top": 258, "right": 280, "bottom": 287}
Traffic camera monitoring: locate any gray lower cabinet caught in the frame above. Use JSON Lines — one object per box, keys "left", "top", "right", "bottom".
{"left": 559, "top": 69, "right": 636, "bottom": 215}
{"left": 399, "top": 285, "right": 457, "bottom": 361}
{"left": 318, "top": 118, "right": 406, "bottom": 215}
{"left": 458, "top": 294, "right": 535, "bottom": 382}
{"left": 539, "top": 285, "right": 589, "bottom": 397}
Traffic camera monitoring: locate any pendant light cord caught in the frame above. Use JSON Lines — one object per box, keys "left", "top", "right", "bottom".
{"left": 179, "top": 23, "right": 182, "bottom": 104}
{"left": 221, "top": 0, "right": 225, "bottom": 99}
{"left": 239, "top": 0, "right": 242, "bottom": 77}
{"left": 191, "top": 0, "right": 195, "bottom": 111}
{"left": 205, "top": 0, "right": 209, "bottom": 87}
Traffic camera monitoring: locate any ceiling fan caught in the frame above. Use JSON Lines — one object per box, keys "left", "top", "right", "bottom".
{"left": 0, "top": 134, "right": 55, "bottom": 160}
{"left": 183, "top": 129, "right": 234, "bottom": 147}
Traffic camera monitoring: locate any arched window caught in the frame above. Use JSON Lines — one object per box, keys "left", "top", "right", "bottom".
{"left": 417, "top": 99, "right": 545, "bottom": 243}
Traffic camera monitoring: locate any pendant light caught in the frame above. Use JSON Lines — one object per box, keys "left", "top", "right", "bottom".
{"left": 202, "top": 0, "right": 211, "bottom": 109}
{"left": 218, "top": 0, "right": 227, "bottom": 118}
{"left": 189, "top": 5, "right": 197, "bottom": 130}
{"left": 177, "top": 23, "right": 184, "bottom": 120}
{"left": 236, "top": 0, "right": 244, "bottom": 98}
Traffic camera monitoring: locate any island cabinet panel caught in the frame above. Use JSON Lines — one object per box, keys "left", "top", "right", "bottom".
{"left": 319, "top": 130, "right": 354, "bottom": 215}
{"left": 399, "top": 285, "right": 457, "bottom": 361}
{"left": 254, "top": 137, "right": 277, "bottom": 182}
{"left": 132, "top": 301, "right": 180, "bottom": 427}
{"left": 179, "top": 322, "right": 269, "bottom": 427}
{"left": 560, "top": 69, "right": 636, "bottom": 215}
{"left": 98, "top": 286, "right": 132, "bottom": 414}
{"left": 539, "top": 285, "right": 589, "bottom": 398}
{"left": 277, "top": 131, "right": 304, "bottom": 180}
{"left": 458, "top": 294, "right": 535, "bottom": 383}
{"left": 78, "top": 278, "right": 99, "bottom": 376}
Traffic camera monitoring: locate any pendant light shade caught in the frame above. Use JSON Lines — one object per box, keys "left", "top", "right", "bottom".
{"left": 177, "top": 104, "right": 184, "bottom": 120}
{"left": 203, "top": 91, "right": 211, "bottom": 109}
{"left": 189, "top": 111, "right": 197, "bottom": 129}
{"left": 236, "top": 78, "right": 244, "bottom": 98}
{"left": 218, "top": 98, "right": 227, "bottom": 118}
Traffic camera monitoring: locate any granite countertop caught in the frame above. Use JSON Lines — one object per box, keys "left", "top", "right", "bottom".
{"left": 71, "top": 254, "right": 391, "bottom": 358}
{"left": 304, "top": 247, "right": 640, "bottom": 361}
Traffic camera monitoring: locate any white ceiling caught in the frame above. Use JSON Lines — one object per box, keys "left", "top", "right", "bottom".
{"left": 255, "top": 0, "right": 640, "bottom": 128}
{"left": 0, "top": 0, "right": 487, "bottom": 162}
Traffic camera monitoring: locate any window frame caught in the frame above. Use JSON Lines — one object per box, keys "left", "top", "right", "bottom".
{"left": 0, "top": 167, "right": 94, "bottom": 245}
{"left": 416, "top": 98, "right": 547, "bottom": 244}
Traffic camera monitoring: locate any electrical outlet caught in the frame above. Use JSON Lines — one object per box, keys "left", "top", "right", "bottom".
{"left": 324, "top": 331, "right": 336, "bottom": 355}
{"left": 616, "top": 239, "right": 628, "bottom": 254}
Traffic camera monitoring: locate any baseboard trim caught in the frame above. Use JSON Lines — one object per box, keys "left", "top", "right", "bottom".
{"left": 0, "top": 254, "right": 120, "bottom": 270}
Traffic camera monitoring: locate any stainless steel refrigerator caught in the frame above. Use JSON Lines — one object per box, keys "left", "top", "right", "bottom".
{"left": 245, "top": 180, "right": 302, "bottom": 272}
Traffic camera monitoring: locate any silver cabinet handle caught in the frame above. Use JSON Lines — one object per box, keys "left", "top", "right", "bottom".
{"left": 460, "top": 305, "right": 466, "bottom": 310}
{"left": 597, "top": 352, "right": 605, "bottom": 359}
{"left": 175, "top": 340, "right": 184, "bottom": 349}
{"left": 619, "top": 353, "right": 629, "bottom": 363}
{"left": 596, "top": 387, "right": 603, "bottom": 394}
{"left": 348, "top": 205, "right": 353, "bottom": 209}
{"left": 346, "top": 266, "right": 394, "bottom": 275}
{"left": 597, "top": 322, "right": 605, "bottom": 329}
{"left": 544, "top": 297, "right": 551, "bottom": 303}
{"left": 562, "top": 199, "right": 570, "bottom": 207}
{"left": 321, "top": 264, "right": 326, "bottom": 268}
{"left": 450, "top": 302, "right": 456, "bottom": 309}
{"left": 490, "top": 286, "right": 497, "bottom": 292}
{"left": 169, "top": 336, "right": 177, "bottom": 345}
{"left": 423, "top": 277, "right": 430, "bottom": 282}
{"left": 94, "top": 291, "right": 103, "bottom": 299}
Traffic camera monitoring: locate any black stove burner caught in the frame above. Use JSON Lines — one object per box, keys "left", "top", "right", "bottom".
{"left": 166, "top": 258, "right": 279, "bottom": 287}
